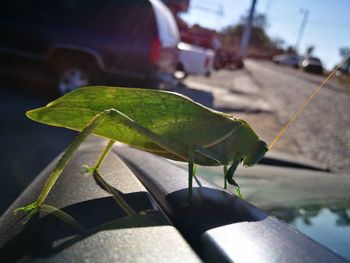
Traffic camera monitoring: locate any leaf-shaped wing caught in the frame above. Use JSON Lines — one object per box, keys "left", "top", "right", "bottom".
{"left": 27, "top": 87, "right": 240, "bottom": 159}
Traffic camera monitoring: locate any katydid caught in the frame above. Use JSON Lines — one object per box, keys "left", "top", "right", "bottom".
{"left": 14, "top": 86, "right": 268, "bottom": 216}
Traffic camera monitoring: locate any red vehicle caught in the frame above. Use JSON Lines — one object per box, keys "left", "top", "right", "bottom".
{"left": 214, "top": 48, "right": 244, "bottom": 70}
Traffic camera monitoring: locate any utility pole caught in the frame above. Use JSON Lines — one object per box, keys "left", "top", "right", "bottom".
{"left": 295, "top": 9, "right": 309, "bottom": 53}
{"left": 239, "top": 0, "right": 257, "bottom": 58}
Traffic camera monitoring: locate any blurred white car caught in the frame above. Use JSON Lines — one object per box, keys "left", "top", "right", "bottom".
{"left": 273, "top": 54, "right": 301, "bottom": 68}
{"left": 175, "top": 42, "right": 215, "bottom": 79}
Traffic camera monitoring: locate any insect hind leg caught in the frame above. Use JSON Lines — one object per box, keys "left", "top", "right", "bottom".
{"left": 183, "top": 146, "right": 226, "bottom": 205}
{"left": 14, "top": 109, "right": 113, "bottom": 217}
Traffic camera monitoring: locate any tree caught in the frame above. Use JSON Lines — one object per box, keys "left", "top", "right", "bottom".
{"left": 305, "top": 45, "right": 315, "bottom": 56}
{"left": 272, "top": 37, "right": 285, "bottom": 50}
{"left": 286, "top": 46, "right": 296, "bottom": 54}
{"left": 239, "top": 13, "right": 268, "bottom": 29}
{"left": 338, "top": 47, "right": 350, "bottom": 74}
{"left": 221, "top": 13, "right": 278, "bottom": 51}
{"left": 339, "top": 47, "right": 350, "bottom": 58}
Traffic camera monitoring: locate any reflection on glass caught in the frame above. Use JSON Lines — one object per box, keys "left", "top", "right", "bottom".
{"left": 271, "top": 206, "right": 350, "bottom": 261}
{"left": 194, "top": 164, "right": 350, "bottom": 261}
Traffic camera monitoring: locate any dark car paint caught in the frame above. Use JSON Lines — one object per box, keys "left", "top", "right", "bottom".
{"left": 0, "top": 0, "right": 178, "bottom": 90}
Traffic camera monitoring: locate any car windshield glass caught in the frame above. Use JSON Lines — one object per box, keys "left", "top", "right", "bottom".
{"left": 193, "top": 164, "right": 350, "bottom": 260}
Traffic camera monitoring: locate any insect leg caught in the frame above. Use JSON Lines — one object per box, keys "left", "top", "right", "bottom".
{"left": 191, "top": 145, "right": 228, "bottom": 188}
{"left": 225, "top": 160, "right": 243, "bottom": 198}
{"left": 188, "top": 151, "right": 195, "bottom": 204}
{"left": 185, "top": 148, "right": 217, "bottom": 205}
{"left": 14, "top": 110, "right": 111, "bottom": 216}
{"left": 83, "top": 139, "right": 115, "bottom": 175}
{"left": 83, "top": 140, "right": 137, "bottom": 216}
{"left": 93, "top": 170, "right": 136, "bottom": 216}
{"left": 94, "top": 140, "right": 115, "bottom": 170}
{"left": 104, "top": 109, "right": 201, "bottom": 205}
{"left": 106, "top": 109, "right": 189, "bottom": 161}
{"left": 191, "top": 146, "right": 233, "bottom": 193}
{"left": 223, "top": 165, "right": 228, "bottom": 189}
{"left": 193, "top": 145, "right": 225, "bottom": 164}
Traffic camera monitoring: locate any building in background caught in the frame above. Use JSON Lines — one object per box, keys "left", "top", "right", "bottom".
{"left": 162, "top": 0, "right": 220, "bottom": 50}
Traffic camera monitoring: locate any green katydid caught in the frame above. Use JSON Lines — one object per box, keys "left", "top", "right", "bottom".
{"left": 14, "top": 86, "right": 268, "bottom": 216}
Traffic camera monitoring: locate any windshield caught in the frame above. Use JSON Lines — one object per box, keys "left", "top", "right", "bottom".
{"left": 0, "top": 0, "right": 349, "bottom": 261}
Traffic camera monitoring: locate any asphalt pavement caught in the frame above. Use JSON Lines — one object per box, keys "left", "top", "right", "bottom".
{"left": 246, "top": 60, "right": 350, "bottom": 171}
{"left": 184, "top": 60, "right": 350, "bottom": 172}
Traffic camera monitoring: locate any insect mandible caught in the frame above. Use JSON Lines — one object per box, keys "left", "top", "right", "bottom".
{"left": 14, "top": 86, "right": 268, "bottom": 216}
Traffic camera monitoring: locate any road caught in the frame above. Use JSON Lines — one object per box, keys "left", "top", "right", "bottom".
{"left": 183, "top": 59, "right": 350, "bottom": 171}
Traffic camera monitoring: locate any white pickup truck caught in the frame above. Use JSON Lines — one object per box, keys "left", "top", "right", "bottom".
{"left": 175, "top": 42, "right": 215, "bottom": 79}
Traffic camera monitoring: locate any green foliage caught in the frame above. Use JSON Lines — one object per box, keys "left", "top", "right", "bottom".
{"left": 338, "top": 47, "right": 350, "bottom": 74}
{"left": 239, "top": 13, "right": 268, "bottom": 29}
{"left": 339, "top": 47, "right": 350, "bottom": 58}
{"left": 306, "top": 45, "right": 315, "bottom": 56}
{"left": 221, "top": 13, "right": 278, "bottom": 51}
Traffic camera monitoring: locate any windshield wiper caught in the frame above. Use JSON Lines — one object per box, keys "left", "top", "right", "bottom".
{"left": 260, "top": 152, "right": 331, "bottom": 172}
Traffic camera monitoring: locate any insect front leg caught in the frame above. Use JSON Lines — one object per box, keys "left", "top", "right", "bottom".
{"left": 193, "top": 163, "right": 197, "bottom": 177}
{"left": 14, "top": 110, "right": 112, "bottom": 217}
{"left": 188, "top": 151, "right": 195, "bottom": 204}
{"left": 223, "top": 165, "right": 228, "bottom": 189}
{"left": 225, "top": 160, "right": 243, "bottom": 198}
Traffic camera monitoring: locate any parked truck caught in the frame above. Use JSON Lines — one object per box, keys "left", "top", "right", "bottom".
{"left": 175, "top": 42, "right": 215, "bottom": 79}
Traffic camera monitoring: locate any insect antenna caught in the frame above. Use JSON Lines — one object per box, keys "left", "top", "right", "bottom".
{"left": 269, "top": 53, "right": 350, "bottom": 150}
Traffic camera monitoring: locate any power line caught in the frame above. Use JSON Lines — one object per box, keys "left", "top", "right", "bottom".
{"left": 269, "top": 16, "right": 350, "bottom": 29}
{"left": 189, "top": 0, "right": 224, "bottom": 29}
{"left": 308, "top": 20, "right": 350, "bottom": 28}
{"left": 192, "top": 4, "right": 222, "bottom": 15}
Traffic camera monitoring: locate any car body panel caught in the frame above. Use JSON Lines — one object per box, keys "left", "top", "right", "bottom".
{"left": 273, "top": 54, "right": 301, "bottom": 67}
{"left": 0, "top": 0, "right": 179, "bottom": 90}
{"left": 177, "top": 42, "right": 214, "bottom": 76}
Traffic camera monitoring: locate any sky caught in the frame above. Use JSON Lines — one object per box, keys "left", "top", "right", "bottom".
{"left": 180, "top": 0, "right": 350, "bottom": 69}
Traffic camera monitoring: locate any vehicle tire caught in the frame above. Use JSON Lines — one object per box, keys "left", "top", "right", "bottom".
{"left": 50, "top": 55, "right": 100, "bottom": 96}
{"left": 235, "top": 60, "right": 244, "bottom": 69}
{"left": 174, "top": 63, "right": 187, "bottom": 80}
